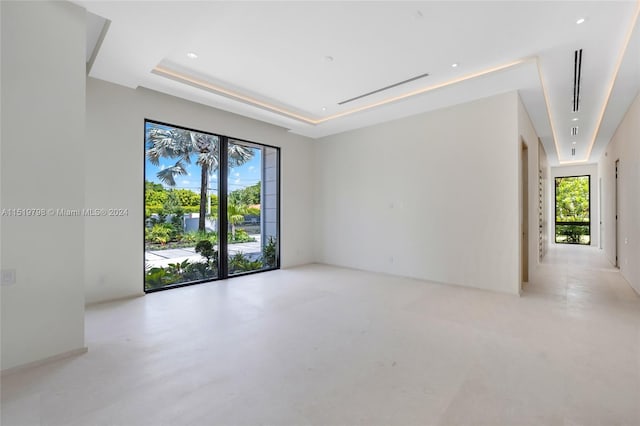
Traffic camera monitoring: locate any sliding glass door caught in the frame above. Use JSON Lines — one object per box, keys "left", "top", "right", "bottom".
{"left": 144, "top": 120, "right": 279, "bottom": 292}
{"left": 227, "top": 140, "right": 279, "bottom": 275}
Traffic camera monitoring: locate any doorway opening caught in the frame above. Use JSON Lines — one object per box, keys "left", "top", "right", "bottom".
{"left": 554, "top": 175, "right": 590, "bottom": 245}
{"left": 615, "top": 160, "right": 619, "bottom": 267}
{"left": 521, "top": 140, "right": 529, "bottom": 286}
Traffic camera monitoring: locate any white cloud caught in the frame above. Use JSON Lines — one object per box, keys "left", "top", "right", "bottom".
{"left": 248, "top": 166, "right": 255, "bottom": 171}
{"left": 181, "top": 180, "right": 190, "bottom": 185}
{"left": 234, "top": 178, "right": 240, "bottom": 184}
{"left": 160, "top": 165, "right": 166, "bottom": 170}
{"left": 234, "top": 172, "right": 240, "bottom": 177}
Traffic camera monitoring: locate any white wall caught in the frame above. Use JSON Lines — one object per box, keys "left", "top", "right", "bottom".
{"left": 1, "top": 1, "right": 86, "bottom": 370}
{"left": 314, "top": 92, "right": 521, "bottom": 295}
{"left": 537, "top": 140, "right": 550, "bottom": 259}
{"left": 599, "top": 92, "right": 640, "bottom": 293}
{"left": 550, "top": 164, "right": 599, "bottom": 248}
{"left": 518, "top": 95, "right": 543, "bottom": 279}
{"left": 85, "top": 78, "right": 315, "bottom": 304}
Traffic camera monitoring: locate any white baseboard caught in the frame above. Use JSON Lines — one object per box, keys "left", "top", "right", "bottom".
{"left": 1, "top": 346, "right": 88, "bottom": 377}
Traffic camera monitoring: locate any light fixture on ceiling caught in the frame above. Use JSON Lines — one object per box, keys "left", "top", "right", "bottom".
{"left": 572, "top": 117, "right": 579, "bottom": 121}
{"left": 324, "top": 56, "right": 334, "bottom": 63}
{"left": 576, "top": 18, "right": 586, "bottom": 24}
{"left": 451, "top": 63, "right": 459, "bottom": 68}
{"left": 186, "top": 52, "right": 198, "bottom": 59}
{"left": 321, "top": 107, "right": 327, "bottom": 111}
{"left": 572, "top": 141, "right": 577, "bottom": 145}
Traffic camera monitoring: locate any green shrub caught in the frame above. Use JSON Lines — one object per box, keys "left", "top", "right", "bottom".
{"left": 263, "top": 236, "right": 277, "bottom": 268}
{"left": 195, "top": 240, "right": 217, "bottom": 264}
{"left": 144, "top": 267, "right": 180, "bottom": 290}
{"left": 228, "top": 228, "right": 255, "bottom": 243}
{"left": 229, "top": 252, "right": 263, "bottom": 274}
{"left": 148, "top": 224, "right": 173, "bottom": 245}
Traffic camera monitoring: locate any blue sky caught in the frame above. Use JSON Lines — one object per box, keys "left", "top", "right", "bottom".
{"left": 145, "top": 123, "right": 262, "bottom": 195}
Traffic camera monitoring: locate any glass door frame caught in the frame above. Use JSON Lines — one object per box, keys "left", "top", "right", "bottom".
{"left": 143, "top": 119, "right": 280, "bottom": 293}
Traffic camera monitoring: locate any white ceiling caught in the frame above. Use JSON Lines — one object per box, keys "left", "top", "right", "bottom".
{"left": 77, "top": 1, "right": 640, "bottom": 165}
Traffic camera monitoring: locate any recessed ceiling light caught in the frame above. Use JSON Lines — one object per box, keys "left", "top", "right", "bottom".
{"left": 324, "top": 56, "right": 334, "bottom": 62}
{"left": 451, "top": 63, "right": 459, "bottom": 68}
{"left": 321, "top": 107, "right": 327, "bottom": 111}
{"left": 186, "top": 52, "right": 198, "bottom": 59}
{"left": 576, "top": 18, "right": 585, "bottom": 24}
{"left": 572, "top": 141, "right": 577, "bottom": 145}
{"left": 572, "top": 117, "right": 579, "bottom": 121}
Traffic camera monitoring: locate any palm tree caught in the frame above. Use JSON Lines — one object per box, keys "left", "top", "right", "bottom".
{"left": 227, "top": 201, "right": 260, "bottom": 240}
{"left": 146, "top": 124, "right": 253, "bottom": 231}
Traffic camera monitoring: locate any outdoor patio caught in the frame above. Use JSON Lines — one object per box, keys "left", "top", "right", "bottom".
{"left": 145, "top": 234, "right": 262, "bottom": 268}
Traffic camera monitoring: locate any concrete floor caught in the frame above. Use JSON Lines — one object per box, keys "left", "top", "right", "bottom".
{"left": 1, "top": 245, "right": 639, "bottom": 425}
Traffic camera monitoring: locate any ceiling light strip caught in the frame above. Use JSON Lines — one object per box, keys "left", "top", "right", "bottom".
{"left": 535, "top": 57, "right": 565, "bottom": 163}
{"left": 155, "top": 58, "right": 532, "bottom": 128}
{"left": 153, "top": 66, "right": 317, "bottom": 124}
{"left": 584, "top": 0, "right": 640, "bottom": 162}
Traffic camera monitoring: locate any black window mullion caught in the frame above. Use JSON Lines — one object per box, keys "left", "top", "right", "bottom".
{"left": 219, "top": 136, "right": 229, "bottom": 278}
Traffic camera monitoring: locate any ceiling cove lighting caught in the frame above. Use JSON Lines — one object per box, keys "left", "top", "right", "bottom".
{"left": 582, "top": 0, "right": 640, "bottom": 163}
{"left": 152, "top": 66, "right": 317, "bottom": 124}
{"left": 153, "top": 58, "right": 532, "bottom": 126}
{"left": 535, "top": 57, "right": 563, "bottom": 163}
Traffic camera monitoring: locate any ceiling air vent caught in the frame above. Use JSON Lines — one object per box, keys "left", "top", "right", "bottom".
{"left": 572, "top": 147, "right": 576, "bottom": 156}
{"left": 571, "top": 127, "right": 578, "bottom": 136}
{"left": 573, "top": 49, "right": 583, "bottom": 112}
{"left": 338, "top": 72, "right": 430, "bottom": 105}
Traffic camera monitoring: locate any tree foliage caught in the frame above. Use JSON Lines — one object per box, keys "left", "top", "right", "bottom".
{"left": 229, "top": 182, "right": 260, "bottom": 205}
{"left": 145, "top": 123, "right": 254, "bottom": 231}
{"left": 555, "top": 176, "right": 589, "bottom": 223}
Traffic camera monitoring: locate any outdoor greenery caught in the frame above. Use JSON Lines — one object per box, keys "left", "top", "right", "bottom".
{"left": 144, "top": 181, "right": 257, "bottom": 249}
{"left": 229, "top": 182, "right": 260, "bottom": 205}
{"left": 145, "top": 258, "right": 218, "bottom": 291}
{"left": 144, "top": 237, "right": 278, "bottom": 290}
{"left": 145, "top": 181, "right": 217, "bottom": 216}
{"left": 145, "top": 123, "right": 277, "bottom": 290}
{"left": 555, "top": 176, "right": 590, "bottom": 244}
{"left": 145, "top": 124, "right": 254, "bottom": 231}
{"left": 263, "top": 236, "right": 277, "bottom": 268}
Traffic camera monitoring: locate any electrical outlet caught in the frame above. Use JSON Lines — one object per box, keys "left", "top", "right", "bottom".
{"left": 1, "top": 269, "right": 16, "bottom": 286}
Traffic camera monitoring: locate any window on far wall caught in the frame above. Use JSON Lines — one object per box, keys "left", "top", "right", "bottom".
{"left": 554, "top": 175, "right": 590, "bottom": 245}
{"left": 144, "top": 120, "right": 280, "bottom": 292}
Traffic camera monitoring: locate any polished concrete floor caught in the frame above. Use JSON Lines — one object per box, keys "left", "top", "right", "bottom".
{"left": 2, "top": 245, "right": 639, "bottom": 425}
